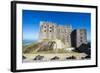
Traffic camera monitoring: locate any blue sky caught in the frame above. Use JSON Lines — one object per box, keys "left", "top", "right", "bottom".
{"left": 22, "top": 10, "right": 91, "bottom": 41}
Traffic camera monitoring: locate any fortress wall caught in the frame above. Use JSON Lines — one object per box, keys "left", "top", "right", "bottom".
{"left": 39, "top": 21, "right": 73, "bottom": 48}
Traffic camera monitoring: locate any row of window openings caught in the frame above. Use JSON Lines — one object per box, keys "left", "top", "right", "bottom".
{"left": 44, "top": 30, "right": 52, "bottom": 32}
{"left": 43, "top": 26, "right": 71, "bottom": 29}
{"left": 43, "top": 26, "right": 54, "bottom": 29}
{"left": 42, "top": 27, "right": 70, "bottom": 33}
{"left": 43, "top": 26, "right": 71, "bottom": 31}
{"left": 43, "top": 29, "right": 67, "bottom": 32}
{"left": 43, "top": 30, "right": 69, "bottom": 33}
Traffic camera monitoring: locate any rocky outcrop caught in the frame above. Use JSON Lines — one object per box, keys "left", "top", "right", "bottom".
{"left": 23, "top": 39, "right": 74, "bottom": 54}
{"left": 23, "top": 41, "right": 56, "bottom": 53}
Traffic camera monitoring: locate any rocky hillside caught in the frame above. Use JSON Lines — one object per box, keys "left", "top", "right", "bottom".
{"left": 23, "top": 39, "right": 66, "bottom": 53}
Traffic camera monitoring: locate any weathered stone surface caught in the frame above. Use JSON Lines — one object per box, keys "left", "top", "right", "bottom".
{"left": 39, "top": 21, "right": 72, "bottom": 48}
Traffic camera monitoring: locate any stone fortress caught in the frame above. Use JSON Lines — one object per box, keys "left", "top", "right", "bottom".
{"left": 39, "top": 21, "right": 87, "bottom": 51}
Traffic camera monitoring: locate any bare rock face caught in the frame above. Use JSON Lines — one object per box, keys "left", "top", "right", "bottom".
{"left": 23, "top": 42, "right": 42, "bottom": 53}
{"left": 37, "top": 41, "right": 56, "bottom": 51}
{"left": 38, "top": 39, "right": 66, "bottom": 51}
{"left": 23, "top": 41, "right": 54, "bottom": 53}
{"left": 37, "top": 41, "right": 51, "bottom": 51}
{"left": 23, "top": 39, "right": 70, "bottom": 53}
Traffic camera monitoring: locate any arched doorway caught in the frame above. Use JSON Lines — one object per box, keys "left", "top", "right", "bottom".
{"left": 48, "top": 41, "right": 57, "bottom": 51}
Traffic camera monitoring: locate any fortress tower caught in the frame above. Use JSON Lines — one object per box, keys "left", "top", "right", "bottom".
{"left": 39, "top": 21, "right": 72, "bottom": 48}
{"left": 71, "top": 29, "right": 87, "bottom": 48}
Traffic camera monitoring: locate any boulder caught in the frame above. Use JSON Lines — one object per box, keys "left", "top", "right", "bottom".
{"left": 66, "top": 56, "right": 76, "bottom": 59}
{"left": 34, "top": 55, "right": 44, "bottom": 60}
{"left": 51, "top": 56, "right": 60, "bottom": 60}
